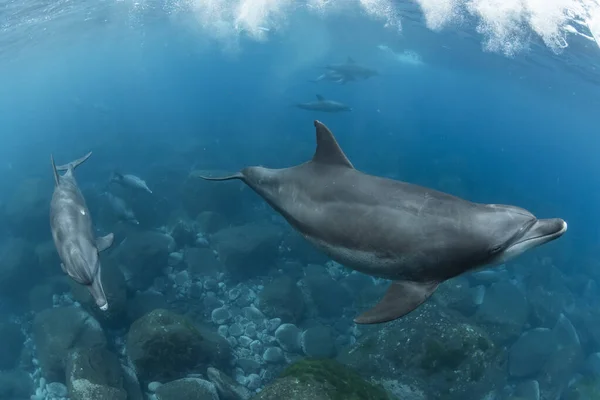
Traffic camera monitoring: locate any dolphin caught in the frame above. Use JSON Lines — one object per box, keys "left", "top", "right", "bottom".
{"left": 197, "top": 120, "right": 567, "bottom": 324}
{"left": 309, "top": 70, "right": 354, "bottom": 85}
{"left": 50, "top": 152, "right": 114, "bottom": 311}
{"left": 103, "top": 191, "right": 139, "bottom": 225}
{"left": 295, "top": 95, "right": 352, "bottom": 113}
{"left": 325, "top": 57, "right": 379, "bottom": 81}
{"left": 110, "top": 172, "right": 152, "bottom": 194}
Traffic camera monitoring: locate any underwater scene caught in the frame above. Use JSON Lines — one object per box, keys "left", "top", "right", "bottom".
{"left": 2, "top": 0, "right": 600, "bottom": 399}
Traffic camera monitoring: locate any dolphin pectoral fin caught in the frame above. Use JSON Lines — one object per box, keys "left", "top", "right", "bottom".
{"left": 96, "top": 233, "right": 114, "bottom": 252}
{"left": 197, "top": 172, "right": 244, "bottom": 181}
{"left": 60, "top": 263, "right": 67, "bottom": 273}
{"left": 354, "top": 281, "right": 439, "bottom": 324}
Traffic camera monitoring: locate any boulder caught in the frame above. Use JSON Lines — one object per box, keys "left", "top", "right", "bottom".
{"left": 126, "top": 309, "right": 231, "bottom": 383}
{"left": 32, "top": 307, "right": 106, "bottom": 382}
{"left": 211, "top": 222, "right": 282, "bottom": 280}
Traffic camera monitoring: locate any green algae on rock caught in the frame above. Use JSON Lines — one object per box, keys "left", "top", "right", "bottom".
{"left": 253, "top": 359, "right": 394, "bottom": 400}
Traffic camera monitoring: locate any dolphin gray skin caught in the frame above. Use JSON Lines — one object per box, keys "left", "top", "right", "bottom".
{"left": 326, "top": 57, "right": 379, "bottom": 81}
{"left": 198, "top": 120, "right": 567, "bottom": 324}
{"left": 309, "top": 70, "right": 354, "bottom": 85}
{"left": 295, "top": 95, "right": 352, "bottom": 113}
{"left": 110, "top": 172, "right": 152, "bottom": 194}
{"left": 50, "top": 152, "right": 114, "bottom": 311}
{"left": 103, "top": 192, "right": 139, "bottom": 225}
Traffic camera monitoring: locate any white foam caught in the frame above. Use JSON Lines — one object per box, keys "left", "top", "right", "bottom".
{"left": 177, "top": 0, "right": 600, "bottom": 55}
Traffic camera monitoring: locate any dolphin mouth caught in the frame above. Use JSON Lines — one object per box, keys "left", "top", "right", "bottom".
{"left": 515, "top": 218, "right": 567, "bottom": 246}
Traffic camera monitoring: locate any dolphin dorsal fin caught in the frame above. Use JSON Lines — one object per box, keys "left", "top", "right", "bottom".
{"left": 50, "top": 154, "right": 60, "bottom": 186}
{"left": 316, "top": 94, "right": 325, "bottom": 101}
{"left": 347, "top": 56, "right": 355, "bottom": 64}
{"left": 311, "top": 121, "right": 354, "bottom": 169}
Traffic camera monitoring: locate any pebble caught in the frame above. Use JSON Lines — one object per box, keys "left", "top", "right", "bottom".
{"left": 229, "top": 323, "right": 244, "bottom": 337}
{"left": 238, "top": 336, "right": 253, "bottom": 348}
{"left": 267, "top": 318, "right": 282, "bottom": 333}
{"left": 212, "top": 307, "right": 231, "bottom": 325}
{"left": 263, "top": 347, "right": 284, "bottom": 363}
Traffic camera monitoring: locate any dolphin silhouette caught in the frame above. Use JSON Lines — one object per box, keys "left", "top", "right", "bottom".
{"left": 50, "top": 152, "right": 114, "bottom": 310}
{"left": 199, "top": 121, "right": 567, "bottom": 324}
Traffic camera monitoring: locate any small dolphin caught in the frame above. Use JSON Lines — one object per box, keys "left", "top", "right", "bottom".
{"left": 325, "top": 57, "right": 379, "bottom": 81}
{"left": 110, "top": 172, "right": 152, "bottom": 194}
{"left": 309, "top": 70, "right": 354, "bottom": 85}
{"left": 103, "top": 192, "right": 139, "bottom": 225}
{"left": 198, "top": 120, "right": 567, "bottom": 324}
{"left": 50, "top": 152, "right": 114, "bottom": 311}
{"left": 295, "top": 95, "right": 352, "bottom": 113}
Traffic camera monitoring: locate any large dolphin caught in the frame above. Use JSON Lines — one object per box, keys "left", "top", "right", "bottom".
{"left": 295, "top": 95, "right": 352, "bottom": 113}
{"left": 50, "top": 152, "right": 114, "bottom": 311}
{"left": 325, "top": 57, "right": 379, "bottom": 81}
{"left": 198, "top": 121, "right": 567, "bottom": 324}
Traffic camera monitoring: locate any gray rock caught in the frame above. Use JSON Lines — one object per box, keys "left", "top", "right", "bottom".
{"left": 301, "top": 326, "right": 336, "bottom": 358}
{"left": 185, "top": 247, "right": 223, "bottom": 279}
{"left": 212, "top": 307, "right": 231, "bottom": 325}
{"left": 304, "top": 265, "right": 352, "bottom": 318}
{"left": 111, "top": 230, "right": 172, "bottom": 291}
{"left": 127, "top": 309, "right": 231, "bottom": 383}
{"left": 244, "top": 323, "right": 257, "bottom": 338}
{"left": 238, "top": 336, "right": 252, "bottom": 348}
{"left": 207, "top": 367, "right": 252, "bottom": 400}
{"left": 211, "top": 222, "right": 282, "bottom": 280}
{"left": 46, "top": 382, "right": 68, "bottom": 397}
{"left": 155, "top": 378, "right": 219, "bottom": 400}
{"left": 475, "top": 280, "right": 528, "bottom": 344}
{"left": 337, "top": 302, "right": 500, "bottom": 399}
{"left": 229, "top": 323, "right": 244, "bottom": 337}
{"left": 236, "top": 358, "right": 261, "bottom": 375}
{"left": 263, "top": 347, "right": 284, "bottom": 363}
{"left": 242, "top": 307, "right": 265, "bottom": 323}
{"left": 509, "top": 328, "right": 557, "bottom": 377}
{"left": 275, "top": 324, "right": 301, "bottom": 353}
{"left": 246, "top": 374, "right": 261, "bottom": 391}
{"left": 66, "top": 347, "right": 127, "bottom": 400}
{"left": 33, "top": 307, "right": 106, "bottom": 382}
{"left": 514, "top": 380, "right": 540, "bottom": 400}
{"left": 127, "top": 291, "right": 169, "bottom": 322}
{"left": 259, "top": 276, "right": 305, "bottom": 324}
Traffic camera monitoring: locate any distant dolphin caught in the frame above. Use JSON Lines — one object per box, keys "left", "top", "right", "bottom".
{"left": 50, "top": 152, "right": 114, "bottom": 311}
{"left": 309, "top": 70, "right": 354, "bottom": 85}
{"left": 325, "top": 57, "right": 379, "bottom": 81}
{"left": 295, "top": 95, "right": 352, "bottom": 113}
{"left": 110, "top": 172, "right": 152, "bottom": 194}
{"left": 103, "top": 192, "right": 139, "bottom": 225}
{"left": 197, "top": 121, "right": 567, "bottom": 324}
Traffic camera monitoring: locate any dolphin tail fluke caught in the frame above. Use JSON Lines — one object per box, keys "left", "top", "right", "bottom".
{"left": 55, "top": 151, "right": 92, "bottom": 172}
{"left": 50, "top": 154, "right": 60, "bottom": 186}
{"left": 354, "top": 280, "right": 439, "bottom": 324}
{"left": 198, "top": 172, "right": 244, "bottom": 181}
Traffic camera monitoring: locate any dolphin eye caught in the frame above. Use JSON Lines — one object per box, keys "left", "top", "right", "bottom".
{"left": 490, "top": 244, "right": 503, "bottom": 254}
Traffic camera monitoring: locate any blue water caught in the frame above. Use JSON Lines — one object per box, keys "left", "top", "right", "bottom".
{"left": 2, "top": 0, "right": 600, "bottom": 398}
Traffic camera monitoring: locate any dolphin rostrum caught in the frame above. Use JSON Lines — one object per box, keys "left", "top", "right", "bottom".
{"left": 295, "top": 95, "right": 352, "bottom": 113}
{"left": 50, "top": 152, "right": 114, "bottom": 310}
{"left": 110, "top": 172, "right": 153, "bottom": 194}
{"left": 198, "top": 120, "right": 567, "bottom": 324}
